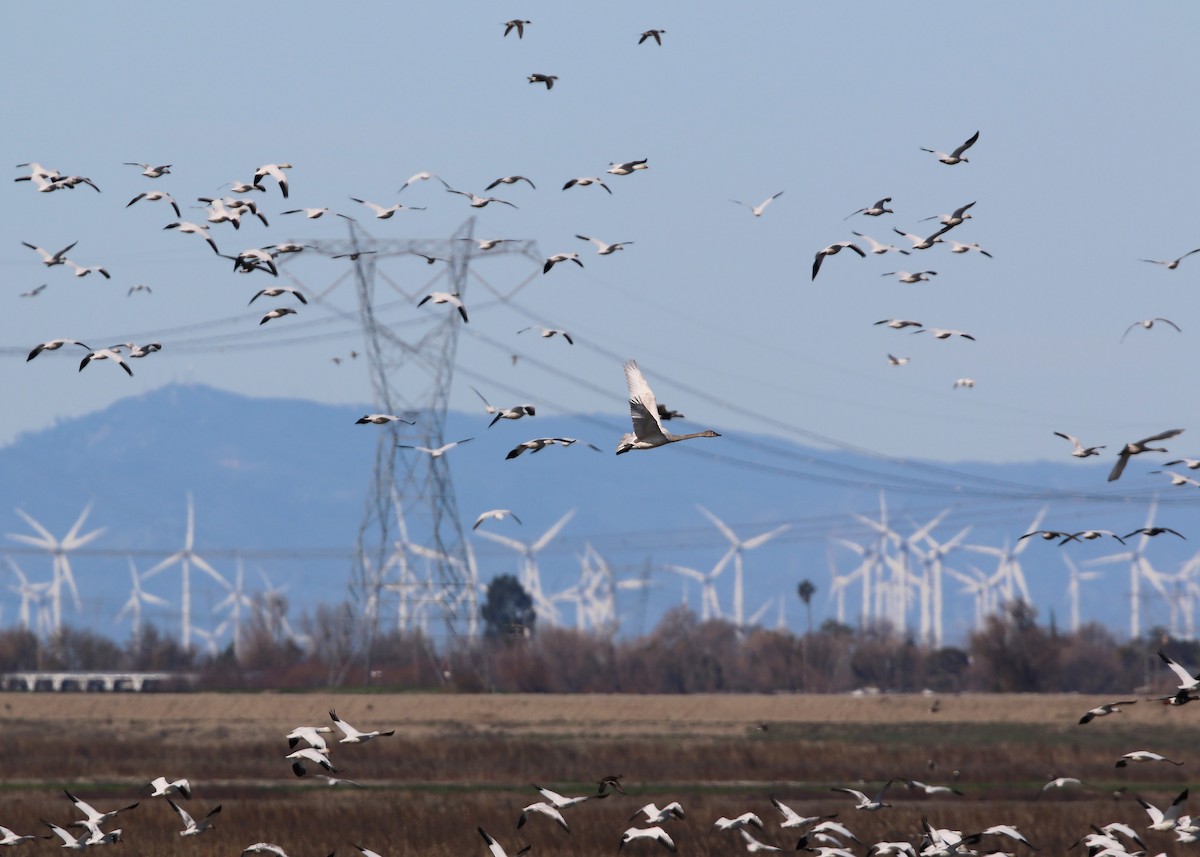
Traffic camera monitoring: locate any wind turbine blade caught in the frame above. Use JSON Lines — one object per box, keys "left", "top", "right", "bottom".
{"left": 742, "top": 524, "right": 791, "bottom": 550}
{"left": 473, "top": 530, "right": 529, "bottom": 552}
{"left": 663, "top": 564, "right": 705, "bottom": 583}
{"left": 141, "top": 592, "right": 170, "bottom": 607}
{"left": 142, "top": 551, "right": 184, "bottom": 580}
{"left": 62, "top": 501, "right": 96, "bottom": 543}
{"left": 532, "top": 509, "right": 575, "bottom": 553}
{"left": 12, "top": 508, "right": 54, "bottom": 543}
{"left": 57, "top": 556, "right": 82, "bottom": 611}
{"left": 697, "top": 505, "right": 739, "bottom": 545}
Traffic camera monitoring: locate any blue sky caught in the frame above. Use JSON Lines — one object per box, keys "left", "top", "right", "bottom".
{"left": 4, "top": 2, "right": 1200, "bottom": 470}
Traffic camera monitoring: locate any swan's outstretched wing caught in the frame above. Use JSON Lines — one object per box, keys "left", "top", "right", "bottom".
{"left": 624, "top": 360, "right": 668, "bottom": 444}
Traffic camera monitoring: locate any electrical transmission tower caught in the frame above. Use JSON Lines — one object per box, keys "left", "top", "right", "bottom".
{"left": 276, "top": 218, "right": 541, "bottom": 679}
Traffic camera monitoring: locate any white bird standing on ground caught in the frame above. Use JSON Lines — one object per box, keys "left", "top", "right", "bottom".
{"left": 812, "top": 241, "right": 866, "bottom": 279}
{"left": 253, "top": 163, "right": 292, "bottom": 197}
{"left": 416, "top": 291, "right": 468, "bottom": 322}
{"left": 1141, "top": 249, "right": 1200, "bottom": 269}
{"left": 732, "top": 191, "right": 783, "bottom": 217}
{"left": 577, "top": 234, "right": 634, "bottom": 255}
{"left": 1054, "top": 431, "right": 1104, "bottom": 458}
{"left": 168, "top": 800, "right": 220, "bottom": 836}
{"left": 617, "top": 360, "right": 720, "bottom": 454}
{"left": 473, "top": 509, "right": 521, "bottom": 530}
{"left": 1122, "top": 317, "right": 1181, "bottom": 342}
{"left": 921, "top": 130, "right": 979, "bottom": 164}
{"left": 845, "top": 198, "right": 893, "bottom": 219}
{"left": 1108, "top": 428, "right": 1184, "bottom": 481}
{"left": 147, "top": 777, "right": 191, "bottom": 799}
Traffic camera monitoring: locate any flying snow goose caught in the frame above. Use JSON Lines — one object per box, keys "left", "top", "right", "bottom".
{"left": 577, "top": 234, "right": 634, "bottom": 255}
{"left": 168, "top": 799, "right": 219, "bottom": 836}
{"left": 518, "top": 326, "right": 573, "bottom": 344}
{"left": 79, "top": 348, "right": 132, "bottom": 376}
{"left": 534, "top": 784, "right": 600, "bottom": 808}
{"left": 738, "top": 830, "right": 780, "bottom": 853}
{"left": 1158, "top": 650, "right": 1200, "bottom": 690}
{"left": 632, "top": 802, "right": 685, "bottom": 825}
{"left": 1166, "top": 458, "right": 1200, "bottom": 469}
{"left": 1140, "top": 788, "right": 1189, "bottom": 830}
{"left": 126, "top": 190, "right": 180, "bottom": 216}
{"left": 64, "top": 260, "right": 110, "bottom": 279}
{"left": 562, "top": 176, "right": 611, "bottom": 193}
{"left": 356, "top": 414, "right": 415, "bottom": 426}
{"left": 163, "top": 221, "right": 220, "bottom": 254}
{"left": 147, "top": 777, "right": 191, "bottom": 799}
{"left": 1054, "top": 431, "right": 1104, "bottom": 458}
{"left": 638, "top": 29, "right": 666, "bottom": 45}
{"left": 21, "top": 284, "right": 47, "bottom": 297}
{"left": 768, "top": 797, "right": 834, "bottom": 830}
{"left": 286, "top": 725, "right": 334, "bottom": 751}
{"left": 22, "top": 241, "right": 77, "bottom": 267}
{"left": 443, "top": 186, "right": 517, "bottom": 208}
{"left": 852, "top": 232, "right": 908, "bottom": 255}
{"left": 1125, "top": 526, "right": 1185, "bottom": 539}
{"left": 315, "top": 774, "right": 361, "bottom": 787}
{"left": 882, "top": 270, "right": 936, "bottom": 283}
{"left": 905, "top": 779, "right": 963, "bottom": 796}
{"left": 0, "top": 826, "right": 43, "bottom": 846}
{"left": 259, "top": 307, "right": 297, "bottom": 325}
{"left": 43, "top": 822, "right": 88, "bottom": 850}
{"left": 125, "top": 162, "right": 170, "bottom": 178}
{"left": 63, "top": 791, "right": 138, "bottom": 826}
{"left": 1122, "top": 317, "right": 1181, "bottom": 342}
{"left": 242, "top": 844, "right": 291, "bottom": 857}
{"left": 893, "top": 226, "right": 950, "bottom": 251}
{"left": 980, "top": 826, "right": 1036, "bottom": 850}
{"left": 487, "top": 403, "right": 535, "bottom": 428}
{"left": 27, "top": 339, "right": 90, "bottom": 362}
{"left": 947, "top": 240, "right": 993, "bottom": 258}
{"left": 52, "top": 175, "right": 101, "bottom": 192}
{"left": 617, "top": 359, "right": 720, "bottom": 454}
{"left": 832, "top": 781, "right": 893, "bottom": 810}
{"left": 398, "top": 440, "right": 473, "bottom": 459}
{"left": 812, "top": 241, "right": 866, "bottom": 280}
{"left": 479, "top": 827, "right": 531, "bottom": 857}
{"left": 253, "top": 163, "right": 292, "bottom": 197}
{"left": 845, "top": 198, "right": 893, "bottom": 219}
{"left": 349, "top": 197, "right": 425, "bottom": 218}
{"left": 1141, "top": 249, "right": 1200, "bottom": 269}
{"left": 1059, "top": 530, "right": 1126, "bottom": 545}
{"left": 953, "top": 378, "right": 976, "bottom": 389}
{"left": 1148, "top": 470, "right": 1200, "bottom": 487}
{"left": 733, "top": 191, "right": 783, "bottom": 217}
{"left": 517, "top": 802, "right": 569, "bottom": 831}
{"left": 912, "top": 327, "right": 975, "bottom": 341}
{"left": 920, "top": 201, "right": 975, "bottom": 228}
{"left": 875, "top": 319, "right": 922, "bottom": 330}
{"left": 486, "top": 175, "right": 535, "bottom": 190}
{"left": 473, "top": 509, "right": 521, "bottom": 530}
{"left": 713, "top": 813, "right": 764, "bottom": 831}
{"left": 503, "top": 19, "right": 530, "bottom": 38}
{"left": 921, "top": 130, "right": 979, "bottom": 164}
{"left": 1108, "top": 428, "right": 1184, "bottom": 481}
{"left": 544, "top": 252, "right": 583, "bottom": 273}
{"left": 527, "top": 73, "right": 558, "bottom": 89}
{"left": 620, "top": 827, "right": 677, "bottom": 852}
{"left": 506, "top": 437, "right": 598, "bottom": 459}
{"left": 1116, "top": 750, "right": 1183, "bottom": 767}
{"left": 887, "top": 354, "right": 910, "bottom": 366}
{"left": 398, "top": 171, "right": 437, "bottom": 192}
{"left": 249, "top": 286, "right": 307, "bottom": 305}
{"left": 464, "top": 238, "right": 515, "bottom": 250}
{"left": 416, "top": 291, "right": 468, "bottom": 323}
{"left": 280, "top": 207, "right": 331, "bottom": 219}
{"left": 607, "top": 159, "right": 648, "bottom": 175}
{"left": 1018, "top": 529, "right": 1074, "bottom": 542}
{"left": 287, "top": 747, "right": 336, "bottom": 777}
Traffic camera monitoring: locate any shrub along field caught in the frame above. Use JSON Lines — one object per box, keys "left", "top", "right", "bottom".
{"left": 1, "top": 693, "right": 1196, "bottom": 857}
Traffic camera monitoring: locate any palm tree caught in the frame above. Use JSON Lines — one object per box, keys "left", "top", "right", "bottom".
{"left": 797, "top": 579, "right": 816, "bottom": 635}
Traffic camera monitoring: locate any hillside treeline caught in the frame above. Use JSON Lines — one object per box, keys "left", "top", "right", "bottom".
{"left": 0, "top": 598, "right": 1189, "bottom": 695}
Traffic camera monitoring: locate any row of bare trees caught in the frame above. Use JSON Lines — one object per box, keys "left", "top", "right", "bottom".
{"left": 0, "top": 590, "right": 1189, "bottom": 694}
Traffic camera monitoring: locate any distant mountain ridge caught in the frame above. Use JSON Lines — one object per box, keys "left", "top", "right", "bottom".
{"left": 0, "top": 383, "right": 1190, "bottom": 647}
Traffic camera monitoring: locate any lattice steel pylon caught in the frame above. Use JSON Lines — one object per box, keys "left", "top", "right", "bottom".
{"left": 276, "top": 218, "right": 541, "bottom": 682}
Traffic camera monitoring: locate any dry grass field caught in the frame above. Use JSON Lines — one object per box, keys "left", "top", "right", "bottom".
{"left": 1, "top": 693, "right": 1196, "bottom": 857}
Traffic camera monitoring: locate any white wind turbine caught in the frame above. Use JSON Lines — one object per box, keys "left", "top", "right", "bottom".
{"left": 945, "top": 565, "right": 993, "bottom": 632}
{"left": 475, "top": 509, "right": 575, "bottom": 626}
{"left": 213, "top": 557, "right": 255, "bottom": 654}
{"left": 5, "top": 558, "right": 50, "bottom": 633}
{"left": 1085, "top": 501, "right": 1169, "bottom": 638}
{"left": 914, "top": 525, "right": 971, "bottom": 647}
{"left": 1172, "top": 551, "right": 1200, "bottom": 640}
{"left": 829, "top": 538, "right": 879, "bottom": 627}
{"left": 1060, "top": 554, "right": 1102, "bottom": 634}
{"left": 116, "top": 558, "right": 169, "bottom": 641}
{"left": 965, "top": 508, "right": 1046, "bottom": 611}
{"left": 7, "top": 502, "right": 106, "bottom": 631}
{"left": 142, "top": 494, "right": 229, "bottom": 650}
{"left": 697, "top": 505, "right": 791, "bottom": 630}
{"left": 664, "top": 553, "right": 732, "bottom": 622}
{"left": 857, "top": 508, "right": 950, "bottom": 636}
